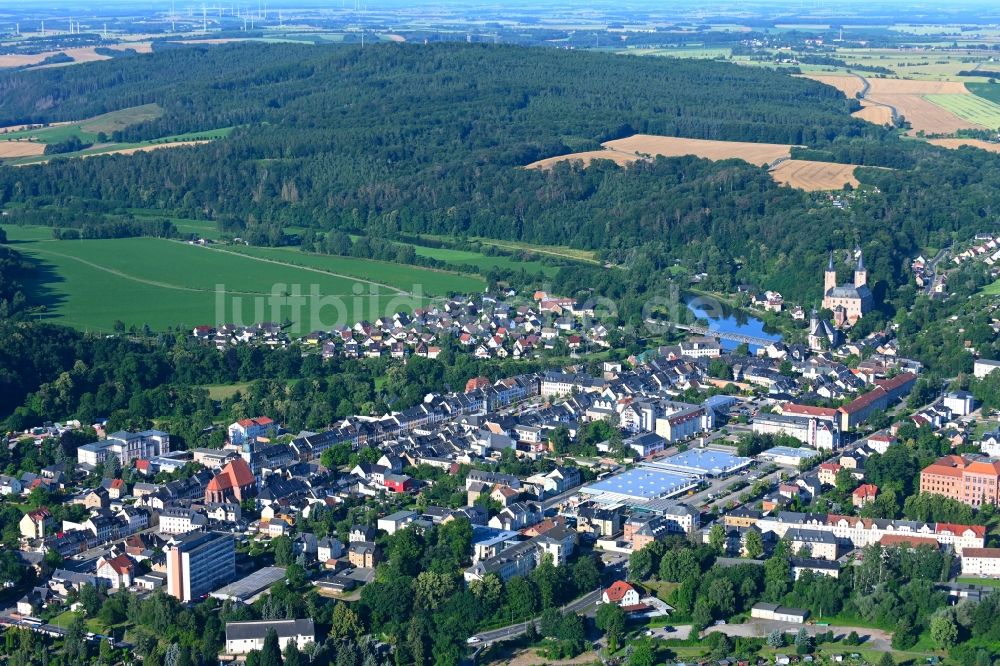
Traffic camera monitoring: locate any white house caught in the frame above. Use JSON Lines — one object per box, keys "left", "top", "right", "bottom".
{"left": 943, "top": 391, "right": 976, "bottom": 417}
{"left": 974, "top": 359, "right": 1000, "bottom": 379}
{"left": 225, "top": 619, "right": 315, "bottom": 654}
{"left": 602, "top": 580, "right": 640, "bottom": 607}
{"left": 962, "top": 548, "right": 1000, "bottom": 577}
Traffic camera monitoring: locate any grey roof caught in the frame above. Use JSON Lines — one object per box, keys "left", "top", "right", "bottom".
{"left": 225, "top": 618, "right": 315, "bottom": 642}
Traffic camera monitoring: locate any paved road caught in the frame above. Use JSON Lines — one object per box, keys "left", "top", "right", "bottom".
{"left": 923, "top": 245, "right": 952, "bottom": 295}
{"left": 474, "top": 588, "right": 605, "bottom": 644}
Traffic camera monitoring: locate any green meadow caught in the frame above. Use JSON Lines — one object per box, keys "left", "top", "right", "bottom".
{"left": 6, "top": 232, "right": 482, "bottom": 332}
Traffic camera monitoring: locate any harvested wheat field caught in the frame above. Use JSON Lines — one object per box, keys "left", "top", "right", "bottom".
{"left": 107, "top": 42, "right": 153, "bottom": 54}
{"left": 867, "top": 79, "right": 968, "bottom": 95}
{"left": 864, "top": 78, "right": 981, "bottom": 133}
{"left": 526, "top": 149, "right": 640, "bottom": 169}
{"left": 0, "top": 52, "right": 54, "bottom": 68}
{"left": 853, "top": 101, "right": 894, "bottom": 125}
{"left": 801, "top": 74, "right": 864, "bottom": 98}
{"left": 769, "top": 160, "right": 860, "bottom": 191}
{"left": 602, "top": 135, "right": 793, "bottom": 166}
{"left": 0, "top": 141, "right": 46, "bottom": 158}
{"left": 927, "top": 138, "right": 1000, "bottom": 152}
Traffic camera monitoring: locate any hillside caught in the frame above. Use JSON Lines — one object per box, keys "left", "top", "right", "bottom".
{"left": 0, "top": 43, "right": 998, "bottom": 310}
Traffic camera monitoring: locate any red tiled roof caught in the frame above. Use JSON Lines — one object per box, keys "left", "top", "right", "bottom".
{"left": 102, "top": 554, "right": 135, "bottom": 574}
{"left": 208, "top": 457, "right": 255, "bottom": 492}
{"left": 937, "top": 522, "right": 987, "bottom": 538}
{"left": 961, "top": 548, "right": 1000, "bottom": 558}
{"left": 880, "top": 534, "right": 939, "bottom": 549}
{"left": 782, "top": 403, "right": 838, "bottom": 418}
{"left": 838, "top": 387, "right": 888, "bottom": 415}
{"left": 604, "top": 580, "right": 635, "bottom": 603}
{"left": 237, "top": 416, "right": 273, "bottom": 428}
{"left": 853, "top": 484, "right": 878, "bottom": 499}
{"left": 874, "top": 373, "right": 917, "bottom": 392}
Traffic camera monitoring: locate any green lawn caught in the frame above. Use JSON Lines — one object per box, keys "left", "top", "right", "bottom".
{"left": 958, "top": 577, "right": 1000, "bottom": 587}
{"left": 13, "top": 236, "right": 452, "bottom": 332}
{"left": 983, "top": 278, "right": 1000, "bottom": 296}
{"left": 2, "top": 224, "right": 57, "bottom": 241}
{"left": 201, "top": 382, "right": 253, "bottom": 400}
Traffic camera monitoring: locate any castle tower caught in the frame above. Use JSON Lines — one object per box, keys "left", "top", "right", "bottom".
{"left": 824, "top": 252, "right": 837, "bottom": 295}
{"left": 854, "top": 247, "right": 867, "bottom": 288}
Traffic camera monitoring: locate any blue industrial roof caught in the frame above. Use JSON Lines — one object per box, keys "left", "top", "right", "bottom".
{"left": 656, "top": 449, "right": 751, "bottom": 476}
{"left": 762, "top": 446, "right": 815, "bottom": 459}
{"left": 583, "top": 467, "right": 696, "bottom": 501}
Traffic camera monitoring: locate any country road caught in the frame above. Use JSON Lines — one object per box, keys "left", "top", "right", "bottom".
{"left": 474, "top": 588, "right": 604, "bottom": 644}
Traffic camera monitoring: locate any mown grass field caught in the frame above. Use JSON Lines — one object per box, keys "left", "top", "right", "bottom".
{"left": 983, "top": 278, "right": 1000, "bottom": 296}
{"left": 405, "top": 243, "right": 560, "bottom": 276}
{"left": 0, "top": 104, "right": 163, "bottom": 144}
{"left": 925, "top": 93, "right": 1000, "bottom": 128}
{"left": 6, "top": 230, "right": 483, "bottom": 332}
{"left": 968, "top": 82, "right": 1000, "bottom": 105}
{"left": 225, "top": 244, "right": 485, "bottom": 295}
{"left": 6, "top": 127, "right": 233, "bottom": 165}
{"left": 417, "top": 233, "right": 600, "bottom": 264}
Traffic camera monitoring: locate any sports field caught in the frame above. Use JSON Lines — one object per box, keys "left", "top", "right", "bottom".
{"left": 925, "top": 93, "right": 1000, "bottom": 128}
{"left": 7, "top": 232, "right": 483, "bottom": 332}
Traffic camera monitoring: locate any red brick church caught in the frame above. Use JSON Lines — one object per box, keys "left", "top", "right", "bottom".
{"left": 204, "top": 458, "right": 256, "bottom": 504}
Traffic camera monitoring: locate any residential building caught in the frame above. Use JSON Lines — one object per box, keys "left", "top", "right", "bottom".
{"left": 228, "top": 417, "right": 275, "bottom": 447}
{"left": 96, "top": 554, "right": 135, "bottom": 589}
{"left": 944, "top": 391, "right": 976, "bottom": 417}
{"left": 225, "top": 619, "right": 315, "bottom": 654}
{"left": 159, "top": 507, "right": 208, "bottom": 535}
{"left": 602, "top": 580, "right": 640, "bottom": 607}
{"left": 785, "top": 527, "right": 838, "bottom": 561}
{"left": 756, "top": 511, "right": 985, "bottom": 554}
{"left": 852, "top": 484, "right": 878, "bottom": 508}
{"left": 377, "top": 510, "right": 418, "bottom": 535}
{"left": 76, "top": 430, "right": 170, "bottom": 466}
{"left": 20, "top": 507, "right": 53, "bottom": 540}
{"left": 920, "top": 455, "right": 1000, "bottom": 507}
{"left": 165, "top": 532, "right": 236, "bottom": 602}
{"left": 348, "top": 542, "right": 380, "bottom": 568}
{"left": 974, "top": 359, "right": 1000, "bottom": 379}
{"left": 961, "top": 548, "right": 1000, "bottom": 577}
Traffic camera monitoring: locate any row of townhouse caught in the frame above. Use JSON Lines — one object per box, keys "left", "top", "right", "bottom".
{"left": 756, "top": 511, "right": 986, "bottom": 554}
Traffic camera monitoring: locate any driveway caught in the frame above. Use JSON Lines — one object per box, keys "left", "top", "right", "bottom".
{"left": 704, "top": 620, "right": 892, "bottom": 651}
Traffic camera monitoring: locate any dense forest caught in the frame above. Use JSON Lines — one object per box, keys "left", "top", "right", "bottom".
{"left": 0, "top": 43, "right": 997, "bottom": 311}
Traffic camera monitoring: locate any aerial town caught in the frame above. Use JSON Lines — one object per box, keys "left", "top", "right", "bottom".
{"left": 5, "top": 2, "right": 1000, "bottom": 666}
{"left": 2, "top": 251, "right": 999, "bottom": 665}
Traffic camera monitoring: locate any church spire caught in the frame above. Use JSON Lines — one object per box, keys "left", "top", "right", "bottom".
{"left": 828, "top": 251, "right": 835, "bottom": 271}
{"left": 855, "top": 245, "right": 864, "bottom": 271}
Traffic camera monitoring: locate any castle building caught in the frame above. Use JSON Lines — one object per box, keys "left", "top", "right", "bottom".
{"left": 822, "top": 248, "right": 873, "bottom": 326}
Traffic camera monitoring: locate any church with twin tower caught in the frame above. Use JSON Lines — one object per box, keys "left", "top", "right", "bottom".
{"left": 822, "top": 247, "right": 873, "bottom": 326}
